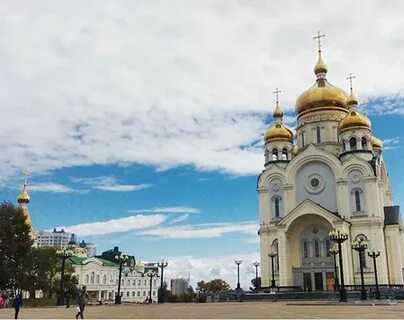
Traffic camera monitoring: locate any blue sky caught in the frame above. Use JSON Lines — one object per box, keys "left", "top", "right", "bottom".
{"left": 1, "top": 0, "right": 404, "bottom": 288}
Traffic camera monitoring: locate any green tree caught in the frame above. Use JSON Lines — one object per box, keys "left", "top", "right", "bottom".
{"left": 196, "top": 279, "right": 230, "bottom": 293}
{"left": 0, "top": 201, "right": 33, "bottom": 291}
{"left": 250, "top": 277, "right": 261, "bottom": 292}
{"left": 158, "top": 281, "right": 170, "bottom": 303}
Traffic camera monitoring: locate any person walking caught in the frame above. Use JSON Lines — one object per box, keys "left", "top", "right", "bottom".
{"left": 12, "top": 294, "right": 23, "bottom": 319}
{"left": 75, "top": 286, "right": 89, "bottom": 319}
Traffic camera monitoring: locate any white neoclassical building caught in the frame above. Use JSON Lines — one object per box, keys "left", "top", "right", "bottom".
{"left": 69, "top": 257, "right": 159, "bottom": 303}
{"left": 258, "top": 47, "right": 403, "bottom": 291}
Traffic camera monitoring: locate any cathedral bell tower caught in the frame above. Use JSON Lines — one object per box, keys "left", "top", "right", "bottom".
{"left": 264, "top": 88, "right": 294, "bottom": 168}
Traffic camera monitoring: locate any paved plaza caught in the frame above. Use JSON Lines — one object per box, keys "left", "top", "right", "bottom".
{"left": 1, "top": 301, "right": 404, "bottom": 319}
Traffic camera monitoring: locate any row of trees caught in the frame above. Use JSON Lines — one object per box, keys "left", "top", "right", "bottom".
{"left": 0, "top": 202, "right": 77, "bottom": 298}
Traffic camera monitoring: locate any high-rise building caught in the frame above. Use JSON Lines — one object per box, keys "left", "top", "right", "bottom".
{"left": 170, "top": 278, "right": 189, "bottom": 295}
{"left": 36, "top": 228, "right": 76, "bottom": 248}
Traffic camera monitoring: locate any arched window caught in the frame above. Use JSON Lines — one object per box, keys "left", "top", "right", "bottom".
{"left": 85, "top": 275, "right": 89, "bottom": 284}
{"left": 90, "top": 272, "right": 95, "bottom": 284}
{"left": 350, "top": 137, "right": 357, "bottom": 150}
{"left": 137, "top": 291, "right": 140, "bottom": 297}
{"left": 133, "top": 280, "right": 136, "bottom": 286}
{"left": 126, "top": 291, "right": 130, "bottom": 297}
{"left": 316, "top": 126, "right": 321, "bottom": 143}
{"left": 281, "top": 148, "right": 288, "bottom": 160}
{"left": 103, "top": 275, "right": 107, "bottom": 284}
{"left": 355, "top": 190, "right": 361, "bottom": 211}
{"left": 325, "top": 240, "right": 331, "bottom": 257}
{"left": 144, "top": 280, "right": 147, "bottom": 286}
{"left": 342, "top": 140, "right": 346, "bottom": 151}
{"left": 314, "top": 240, "right": 320, "bottom": 257}
{"left": 96, "top": 274, "right": 100, "bottom": 284}
{"left": 274, "top": 197, "right": 280, "bottom": 218}
{"left": 272, "top": 149, "right": 278, "bottom": 161}
{"left": 362, "top": 137, "right": 368, "bottom": 150}
{"left": 143, "top": 291, "right": 146, "bottom": 296}
{"left": 121, "top": 279, "right": 124, "bottom": 285}
{"left": 138, "top": 280, "right": 141, "bottom": 286}
{"left": 303, "top": 240, "right": 309, "bottom": 258}
{"left": 127, "top": 279, "right": 130, "bottom": 286}
{"left": 132, "top": 291, "right": 135, "bottom": 297}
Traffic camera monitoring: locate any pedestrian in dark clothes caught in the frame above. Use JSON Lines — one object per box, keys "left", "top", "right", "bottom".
{"left": 12, "top": 294, "right": 23, "bottom": 319}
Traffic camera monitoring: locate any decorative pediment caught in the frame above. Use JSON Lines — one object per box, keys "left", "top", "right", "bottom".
{"left": 276, "top": 198, "right": 346, "bottom": 231}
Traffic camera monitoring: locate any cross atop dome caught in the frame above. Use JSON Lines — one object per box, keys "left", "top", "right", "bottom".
{"left": 313, "top": 31, "right": 325, "bottom": 54}
{"left": 346, "top": 73, "right": 356, "bottom": 93}
{"left": 272, "top": 88, "right": 283, "bottom": 119}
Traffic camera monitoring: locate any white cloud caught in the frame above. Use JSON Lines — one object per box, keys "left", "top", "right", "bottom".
{"left": 28, "top": 183, "right": 83, "bottom": 193}
{"left": 57, "top": 214, "right": 166, "bottom": 236}
{"left": 383, "top": 136, "right": 401, "bottom": 150}
{"left": 138, "top": 222, "right": 258, "bottom": 239}
{"left": 71, "top": 176, "right": 152, "bottom": 192}
{"left": 1, "top": 1, "right": 404, "bottom": 180}
{"left": 164, "top": 253, "right": 260, "bottom": 290}
{"left": 129, "top": 206, "right": 200, "bottom": 214}
{"left": 168, "top": 214, "right": 190, "bottom": 225}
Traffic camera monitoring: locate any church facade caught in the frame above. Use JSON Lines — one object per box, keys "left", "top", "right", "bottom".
{"left": 258, "top": 47, "right": 403, "bottom": 291}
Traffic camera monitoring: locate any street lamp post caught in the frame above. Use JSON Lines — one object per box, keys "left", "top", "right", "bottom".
{"left": 147, "top": 272, "right": 157, "bottom": 303}
{"left": 329, "top": 246, "right": 339, "bottom": 291}
{"left": 114, "top": 254, "right": 128, "bottom": 304}
{"left": 56, "top": 248, "right": 73, "bottom": 306}
{"left": 253, "top": 261, "right": 260, "bottom": 291}
{"left": 367, "top": 249, "right": 381, "bottom": 300}
{"left": 329, "top": 229, "right": 349, "bottom": 302}
{"left": 268, "top": 251, "right": 278, "bottom": 288}
{"left": 157, "top": 259, "right": 168, "bottom": 303}
{"left": 234, "top": 260, "right": 242, "bottom": 290}
{"left": 352, "top": 238, "right": 368, "bottom": 300}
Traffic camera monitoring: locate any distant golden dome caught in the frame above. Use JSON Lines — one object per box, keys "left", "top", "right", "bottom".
{"left": 339, "top": 109, "right": 371, "bottom": 132}
{"left": 17, "top": 185, "right": 30, "bottom": 204}
{"left": 264, "top": 123, "right": 293, "bottom": 143}
{"left": 296, "top": 54, "right": 349, "bottom": 117}
{"left": 273, "top": 104, "right": 284, "bottom": 119}
{"left": 347, "top": 91, "right": 358, "bottom": 106}
{"left": 314, "top": 54, "right": 328, "bottom": 75}
{"left": 292, "top": 145, "right": 299, "bottom": 155}
{"left": 371, "top": 136, "right": 383, "bottom": 150}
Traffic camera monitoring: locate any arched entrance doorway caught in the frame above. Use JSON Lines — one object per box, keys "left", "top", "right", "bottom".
{"left": 287, "top": 214, "right": 335, "bottom": 291}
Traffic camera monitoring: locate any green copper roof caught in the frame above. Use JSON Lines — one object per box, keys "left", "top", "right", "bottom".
{"left": 66, "top": 256, "right": 118, "bottom": 267}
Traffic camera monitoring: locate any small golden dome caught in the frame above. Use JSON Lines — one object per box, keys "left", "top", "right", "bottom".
{"left": 314, "top": 54, "right": 328, "bottom": 75}
{"left": 347, "top": 91, "right": 358, "bottom": 106}
{"left": 264, "top": 123, "right": 293, "bottom": 143}
{"left": 292, "top": 145, "right": 299, "bottom": 155}
{"left": 17, "top": 185, "right": 30, "bottom": 204}
{"left": 339, "top": 109, "right": 371, "bottom": 132}
{"left": 371, "top": 136, "right": 383, "bottom": 150}
{"left": 273, "top": 104, "right": 284, "bottom": 119}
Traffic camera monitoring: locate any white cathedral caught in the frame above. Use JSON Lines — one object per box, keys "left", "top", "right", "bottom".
{"left": 258, "top": 44, "right": 403, "bottom": 291}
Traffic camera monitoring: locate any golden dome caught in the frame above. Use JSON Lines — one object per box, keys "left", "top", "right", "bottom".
{"left": 314, "top": 54, "right": 328, "bottom": 75}
{"left": 347, "top": 91, "right": 358, "bottom": 106}
{"left": 264, "top": 123, "right": 293, "bottom": 143}
{"left": 292, "top": 145, "right": 299, "bottom": 155}
{"left": 371, "top": 136, "right": 383, "bottom": 150}
{"left": 296, "top": 53, "right": 349, "bottom": 117}
{"left": 273, "top": 104, "right": 284, "bottom": 119}
{"left": 17, "top": 185, "right": 30, "bottom": 204}
{"left": 339, "top": 109, "right": 371, "bottom": 132}
{"left": 296, "top": 81, "right": 349, "bottom": 116}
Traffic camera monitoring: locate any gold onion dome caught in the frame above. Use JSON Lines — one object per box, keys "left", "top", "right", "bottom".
{"left": 339, "top": 109, "right": 371, "bottom": 132}
{"left": 296, "top": 54, "right": 349, "bottom": 117}
{"left": 264, "top": 123, "right": 293, "bottom": 142}
{"left": 371, "top": 136, "right": 383, "bottom": 150}
{"left": 273, "top": 104, "right": 284, "bottom": 119}
{"left": 347, "top": 91, "right": 358, "bottom": 106}
{"left": 17, "top": 184, "right": 30, "bottom": 204}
